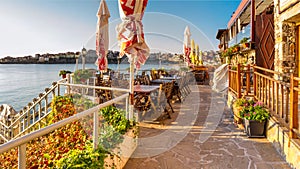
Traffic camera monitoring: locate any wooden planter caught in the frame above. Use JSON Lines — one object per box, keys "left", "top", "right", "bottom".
{"left": 232, "top": 105, "right": 243, "bottom": 124}
{"left": 244, "top": 119, "right": 266, "bottom": 137}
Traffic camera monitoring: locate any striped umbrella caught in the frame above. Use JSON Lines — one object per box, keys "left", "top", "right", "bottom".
{"left": 95, "top": 0, "right": 110, "bottom": 72}
{"left": 117, "top": 0, "right": 150, "bottom": 69}
{"left": 183, "top": 26, "right": 191, "bottom": 65}
{"left": 117, "top": 0, "right": 149, "bottom": 120}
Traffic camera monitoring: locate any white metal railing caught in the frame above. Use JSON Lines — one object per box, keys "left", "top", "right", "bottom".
{"left": 0, "top": 93, "right": 129, "bottom": 169}
{"left": 0, "top": 78, "right": 68, "bottom": 143}
{"left": 0, "top": 73, "right": 132, "bottom": 143}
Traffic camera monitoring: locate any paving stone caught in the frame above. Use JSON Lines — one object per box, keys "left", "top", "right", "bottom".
{"left": 124, "top": 85, "right": 291, "bottom": 169}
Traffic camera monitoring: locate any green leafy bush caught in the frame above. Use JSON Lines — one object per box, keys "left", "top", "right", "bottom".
{"left": 55, "top": 141, "right": 107, "bottom": 169}
{"left": 73, "top": 69, "right": 93, "bottom": 84}
{"left": 100, "top": 106, "right": 133, "bottom": 135}
{"left": 99, "top": 106, "right": 136, "bottom": 151}
{"left": 73, "top": 94, "right": 97, "bottom": 112}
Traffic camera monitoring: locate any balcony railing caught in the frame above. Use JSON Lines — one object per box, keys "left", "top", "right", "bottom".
{"left": 229, "top": 64, "right": 300, "bottom": 140}
{"left": 228, "top": 24, "right": 251, "bottom": 47}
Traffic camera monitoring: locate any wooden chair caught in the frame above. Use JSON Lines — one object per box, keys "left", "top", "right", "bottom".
{"left": 151, "top": 70, "right": 159, "bottom": 80}
{"left": 157, "top": 82, "right": 175, "bottom": 119}
{"left": 96, "top": 79, "right": 112, "bottom": 104}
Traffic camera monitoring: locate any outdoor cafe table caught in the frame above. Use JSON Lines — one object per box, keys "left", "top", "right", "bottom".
{"left": 150, "top": 78, "right": 182, "bottom": 102}
{"left": 150, "top": 79, "right": 174, "bottom": 85}
{"left": 161, "top": 76, "right": 181, "bottom": 81}
{"left": 134, "top": 85, "right": 160, "bottom": 121}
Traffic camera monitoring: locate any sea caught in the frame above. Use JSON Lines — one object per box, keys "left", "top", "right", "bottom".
{"left": 0, "top": 63, "right": 181, "bottom": 111}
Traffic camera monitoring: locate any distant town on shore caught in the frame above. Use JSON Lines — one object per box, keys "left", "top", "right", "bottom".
{"left": 0, "top": 49, "right": 218, "bottom": 64}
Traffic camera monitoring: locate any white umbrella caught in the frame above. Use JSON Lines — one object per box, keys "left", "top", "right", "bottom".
{"left": 95, "top": 0, "right": 110, "bottom": 72}
{"left": 183, "top": 26, "right": 191, "bottom": 65}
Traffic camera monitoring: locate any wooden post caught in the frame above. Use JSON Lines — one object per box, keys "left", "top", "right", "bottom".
{"left": 253, "top": 65, "right": 256, "bottom": 97}
{"left": 251, "top": 0, "right": 255, "bottom": 42}
{"left": 237, "top": 64, "right": 241, "bottom": 98}
{"left": 289, "top": 74, "right": 298, "bottom": 141}
{"left": 246, "top": 64, "right": 250, "bottom": 94}
{"left": 228, "top": 65, "right": 231, "bottom": 92}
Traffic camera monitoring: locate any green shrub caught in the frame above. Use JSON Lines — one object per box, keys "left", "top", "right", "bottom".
{"left": 100, "top": 106, "right": 133, "bottom": 135}
{"left": 55, "top": 142, "right": 107, "bottom": 169}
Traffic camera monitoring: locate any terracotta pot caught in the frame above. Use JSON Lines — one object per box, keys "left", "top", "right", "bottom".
{"left": 62, "top": 74, "right": 66, "bottom": 79}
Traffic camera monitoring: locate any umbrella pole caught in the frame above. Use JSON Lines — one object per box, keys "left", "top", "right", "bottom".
{"left": 129, "top": 59, "right": 134, "bottom": 121}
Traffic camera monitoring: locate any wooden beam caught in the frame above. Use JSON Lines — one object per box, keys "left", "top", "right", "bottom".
{"left": 251, "top": 0, "right": 255, "bottom": 42}
{"left": 289, "top": 74, "right": 299, "bottom": 141}
{"left": 237, "top": 64, "right": 242, "bottom": 98}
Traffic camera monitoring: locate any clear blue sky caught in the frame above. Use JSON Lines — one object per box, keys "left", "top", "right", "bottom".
{"left": 0, "top": 0, "right": 240, "bottom": 58}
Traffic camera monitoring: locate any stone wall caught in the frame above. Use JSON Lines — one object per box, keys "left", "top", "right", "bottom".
{"left": 266, "top": 117, "right": 300, "bottom": 169}
{"left": 274, "top": 0, "right": 299, "bottom": 78}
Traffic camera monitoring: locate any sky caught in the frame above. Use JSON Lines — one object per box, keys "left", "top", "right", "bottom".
{"left": 0, "top": 0, "right": 240, "bottom": 58}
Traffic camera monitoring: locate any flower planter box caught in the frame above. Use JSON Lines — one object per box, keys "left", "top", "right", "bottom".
{"left": 244, "top": 119, "right": 266, "bottom": 137}
{"left": 104, "top": 127, "right": 138, "bottom": 169}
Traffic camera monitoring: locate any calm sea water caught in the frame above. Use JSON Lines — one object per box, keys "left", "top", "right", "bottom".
{"left": 0, "top": 63, "right": 180, "bottom": 111}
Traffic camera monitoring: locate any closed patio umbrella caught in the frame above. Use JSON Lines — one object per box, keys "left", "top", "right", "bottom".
{"left": 189, "top": 39, "right": 196, "bottom": 66}
{"left": 117, "top": 0, "right": 150, "bottom": 69}
{"left": 183, "top": 26, "right": 191, "bottom": 65}
{"left": 95, "top": 0, "right": 110, "bottom": 72}
{"left": 195, "top": 44, "right": 199, "bottom": 65}
{"left": 117, "top": 0, "right": 149, "bottom": 119}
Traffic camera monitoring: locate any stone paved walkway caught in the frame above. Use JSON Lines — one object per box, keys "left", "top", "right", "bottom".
{"left": 124, "top": 85, "right": 291, "bottom": 169}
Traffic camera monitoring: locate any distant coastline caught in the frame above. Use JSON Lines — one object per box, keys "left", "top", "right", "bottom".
{"left": 0, "top": 49, "right": 218, "bottom": 65}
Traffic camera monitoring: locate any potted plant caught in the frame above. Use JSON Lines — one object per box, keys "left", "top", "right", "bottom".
{"left": 220, "top": 48, "right": 233, "bottom": 63}
{"left": 239, "top": 101, "right": 270, "bottom": 137}
{"left": 232, "top": 98, "right": 253, "bottom": 124}
{"left": 59, "top": 70, "right": 72, "bottom": 78}
{"left": 240, "top": 37, "right": 250, "bottom": 49}
{"left": 73, "top": 69, "right": 93, "bottom": 84}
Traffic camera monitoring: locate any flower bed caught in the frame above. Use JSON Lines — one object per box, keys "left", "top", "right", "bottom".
{"left": 0, "top": 96, "right": 137, "bottom": 168}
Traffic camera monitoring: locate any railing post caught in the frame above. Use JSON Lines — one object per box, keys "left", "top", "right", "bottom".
{"left": 228, "top": 65, "right": 231, "bottom": 92}
{"left": 289, "top": 73, "right": 298, "bottom": 141}
{"left": 18, "top": 144, "right": 26, "bottom": 169}
{"left": 66, "top": 74, "right": 71, "bottom": 95}
{"left": 57, "top": 84, "right": 60, "bottom": 96}
{"left": 237, "top": 64, "right": 241, "bottom": 98}
{"left": 253, "top": 65, "right": 256, "bottom": 98}
{"left": 93, "top": 111, "right": 99, "bottom": 150}
{"left": 246, "top": 64, "right": 250, "bottom": 94}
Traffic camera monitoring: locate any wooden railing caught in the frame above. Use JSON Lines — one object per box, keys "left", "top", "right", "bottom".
{"left": 228, "top": 64, "right": 252, "bottom": 98}
{"left": 228, "top": 64, "right": 300, "bottom": 140}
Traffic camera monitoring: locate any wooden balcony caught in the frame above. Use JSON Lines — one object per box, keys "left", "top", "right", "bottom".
{"left": 228, "top": 64, "right": 300, "bottom": 141}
